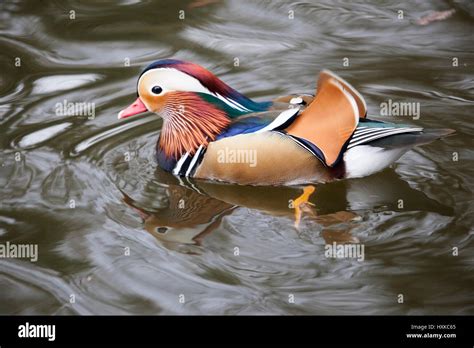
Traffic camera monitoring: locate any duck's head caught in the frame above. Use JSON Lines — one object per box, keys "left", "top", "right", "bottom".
{"left": 118, "top": 59, "right": 271, "bottom": 158}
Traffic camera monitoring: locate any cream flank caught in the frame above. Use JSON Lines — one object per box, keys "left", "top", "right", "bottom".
{"left": 217, "top": 147, "right": 257, "bottom": 167}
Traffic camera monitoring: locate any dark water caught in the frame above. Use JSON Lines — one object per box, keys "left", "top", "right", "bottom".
{"left": 0, "top": 0, "right": 473, "bottom": 314}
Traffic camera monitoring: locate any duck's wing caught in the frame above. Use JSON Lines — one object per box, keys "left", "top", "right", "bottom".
{"left": 284, "top": 71, "right": 362, "bottom": 167}
{"left": 316, "top": 70, "right": 367, "bottom": 118}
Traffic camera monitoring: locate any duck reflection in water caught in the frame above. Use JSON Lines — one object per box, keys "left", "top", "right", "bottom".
{"left": 121, "top": 168, "right": 452, "bottom": 253}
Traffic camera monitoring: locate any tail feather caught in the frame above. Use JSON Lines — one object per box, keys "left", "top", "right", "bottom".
{"left": 344, "top": 128, "right": 455, "bottom": 178}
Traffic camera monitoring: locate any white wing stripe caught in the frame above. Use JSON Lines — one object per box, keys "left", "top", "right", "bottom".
{"left": 172, "top": 152, "right": 190, "bottom": 175}
{"left": 348, "top": 127, "right": 423, "bottom": 149}
{"left": 185, "top": 145, "right": 204, "bottom": 177}
{"left": 255, "top": 107, "right": 300, "bottom": 133}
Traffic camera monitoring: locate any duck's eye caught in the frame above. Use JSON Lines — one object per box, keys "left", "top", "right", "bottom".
{"left": 156, "top": 227, "right": 168, "bottom": 234}
{"left": 151, "top": 86, "right": 163, "bottom": 95}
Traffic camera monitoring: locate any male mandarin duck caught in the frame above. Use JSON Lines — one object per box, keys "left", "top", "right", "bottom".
{"left": 118, "top": 59, "right": 454, "bottom": 186}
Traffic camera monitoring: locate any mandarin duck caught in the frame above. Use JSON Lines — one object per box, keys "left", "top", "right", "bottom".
{"left": 118, "top": 59, "right": 454, "bottom": 186}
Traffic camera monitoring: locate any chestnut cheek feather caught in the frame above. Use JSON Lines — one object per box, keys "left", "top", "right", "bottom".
{"left": 159, "top": 92, "right": 230, "bottom": 159}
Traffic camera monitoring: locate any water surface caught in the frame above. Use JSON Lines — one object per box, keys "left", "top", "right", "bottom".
{"left": 0, "top": 0, "right": 473, "bottom": 314}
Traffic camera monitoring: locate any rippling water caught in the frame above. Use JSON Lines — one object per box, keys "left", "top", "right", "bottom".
{"left": 1, "top": 0, "right": 473, "bottom": 314}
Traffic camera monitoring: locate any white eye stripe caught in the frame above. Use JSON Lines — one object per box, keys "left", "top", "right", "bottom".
{"left": 139, "top": 68, "right": 210, "bottom": 95}
{"left": 138, "top": 67, "right": 247, "bottom": 112}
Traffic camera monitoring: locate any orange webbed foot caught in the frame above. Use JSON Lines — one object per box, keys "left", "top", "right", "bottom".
{"left": 292, "top": 185, "right": 316, "bottom": 229}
